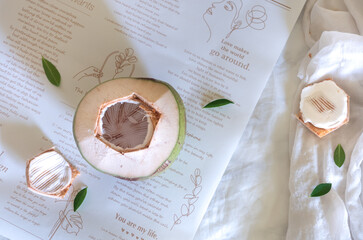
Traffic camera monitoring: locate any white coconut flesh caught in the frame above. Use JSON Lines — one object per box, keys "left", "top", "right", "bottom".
{"left": 73, "top": 78, "right": 185, "bottom": 179}
{"left": 26, "top": 148, "right": 80, "bottom": 198}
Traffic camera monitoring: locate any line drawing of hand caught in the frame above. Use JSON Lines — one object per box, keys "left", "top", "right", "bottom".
{"left": 73, "top": 66, "right": 104, "bottom": 82}
{"left": 203, "top": 0, "right": 267, "bottom": 42}
{"left": 73, "top": 48, "right": 137, "bottom": 84}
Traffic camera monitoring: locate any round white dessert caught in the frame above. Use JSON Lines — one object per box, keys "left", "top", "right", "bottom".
{"left": 300, "top": 80, "right": 348, "bottom": 129}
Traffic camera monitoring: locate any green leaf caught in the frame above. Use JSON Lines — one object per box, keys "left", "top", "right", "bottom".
{"left": 42, "top": 56, "right": 61, "bottom": 86}
{"left": 310, "top": 183, "right": 332, "bottom": 197}
{"left": 334, "top": 144, "right": 345, "bottom": 168}
{"left": 203, "top": 99, "right": 234, "bottom": 108}
{"left": 74, "top": 187, "right": 87, "bottom": 212}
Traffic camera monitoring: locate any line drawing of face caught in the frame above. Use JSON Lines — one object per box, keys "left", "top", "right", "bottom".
{"left": 202, "top": 0, "right": 267, "bottom": 42}
{"left": 203, "top": 0, "right": 243, "bottom": 42}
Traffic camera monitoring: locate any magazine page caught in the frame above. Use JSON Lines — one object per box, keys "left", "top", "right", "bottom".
{"left": 0, "top": 0, "right": 305, "bottom": 239}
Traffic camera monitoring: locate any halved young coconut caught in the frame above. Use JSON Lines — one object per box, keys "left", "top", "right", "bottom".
{"left": 73, "top": 78, "right": 186, "bottom": 180}
{"left": 26, "top": 148, "right": 80, "bottom": 198}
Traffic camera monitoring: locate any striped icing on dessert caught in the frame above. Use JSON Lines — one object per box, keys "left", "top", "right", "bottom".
{"left": 300, "top": 80, "right": 348, "bottom": 129}
{"left": 27, "top": 150, "right": 73, "bottom": 195}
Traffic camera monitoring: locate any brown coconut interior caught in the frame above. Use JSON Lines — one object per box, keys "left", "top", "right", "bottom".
{"left": 95, "top": 93, "right": 161, "bottom": 153}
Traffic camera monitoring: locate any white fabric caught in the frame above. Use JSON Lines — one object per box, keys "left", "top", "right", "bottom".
{"left": 303, "top": 0, "right": 362, "bottom": 47}
{"left": 288, "top": 1, "right": 363, "bottom": 239}
{"left": 346, "top": 132, "right": 363, "bottom": 240}
{"left": 288, "top": 31, "right": 363, "bottom": 240}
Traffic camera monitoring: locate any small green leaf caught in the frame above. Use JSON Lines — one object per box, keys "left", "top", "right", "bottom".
{"left": 334, "top": 144, "right": 345, "bottom": 168}
{"left": 42, "top": 56, "right": 61, "bottom": 86}
{"left": 74, "top": 187, "right": 87, "bottom": 211}
{"left": 310, "top": 183, "right": 332, "bottom": 197}
{"left": 203, "top": 99, "right": 234, "bottom": 108}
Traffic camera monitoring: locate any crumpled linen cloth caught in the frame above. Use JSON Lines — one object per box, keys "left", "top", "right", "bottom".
{"left": 288, "top": 0, "right": 363, "bottom": 237}
{"left": 287, "top": 31, "right": 363, "bottom": 240}
{"left": 303, "top": 0, "right": 363, "bottom": 47}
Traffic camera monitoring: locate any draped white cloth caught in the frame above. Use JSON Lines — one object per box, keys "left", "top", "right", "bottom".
{"left": 303, "top": 0, "right": 363, "bottom": 47}
{"left": 288, "top": 31, "right": 363, "bottom": 240}
{"left": 287, "top": 0, "right": 363, "bottom": 239}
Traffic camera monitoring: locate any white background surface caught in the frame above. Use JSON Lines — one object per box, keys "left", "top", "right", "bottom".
{"left": 2, "top": 0, "right": 362, "bottom": 238}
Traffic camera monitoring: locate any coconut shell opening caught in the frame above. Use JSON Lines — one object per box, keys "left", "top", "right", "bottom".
{"left": 94, "top": 93, "right": 160, "bottom": 154}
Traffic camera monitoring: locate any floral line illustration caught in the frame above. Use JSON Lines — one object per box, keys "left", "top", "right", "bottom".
{"left": 48, "top": 186, "right": 83, "bottom": 240}
{"left": 171, "top": 168, "right": 202, "bottom": 230}
{"left": 73, "top": 48, "right": 137, "bottom": 84}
